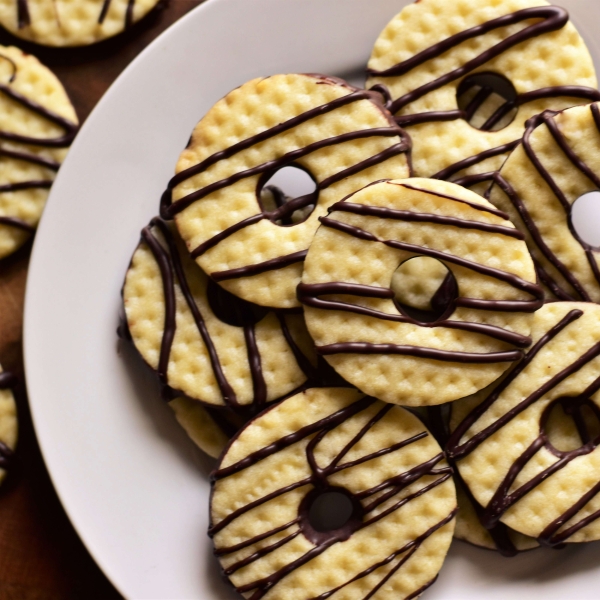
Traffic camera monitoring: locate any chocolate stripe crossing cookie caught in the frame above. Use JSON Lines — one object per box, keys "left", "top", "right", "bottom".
{"left": 366, "top": 0, "right": 598, "bottom": 186}
{"left": 488, "top": 103, "right": 600, "bottom": 302}
{"left": 0, "top": 0, "right": 163, "bottom": 46}
{"left": 210, "top": 387, "right": 456, "bottom": 600}
{"left": 122, "top": 218, "right": 317, "bottom": 457}
{"left": 0, "top": 46, "right": 77, "bottom": 260}
{"left": 0, "top": 367, "right": 18, "bottom": 487}
{"left": 449, "top": 303, "right": 600, "bottom": 545}
{"left": 300, "top": 178, "right": 542, "bottom": 406}
{"left": 160, "top": 73, "right": 411, "bottom": 308}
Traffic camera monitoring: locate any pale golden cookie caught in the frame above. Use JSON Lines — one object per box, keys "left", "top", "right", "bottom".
{"left": 448, "top": 302, "right": 600, "bottom": 544}
{"left": 300, "top": 178, "right": 542, "bottom": 406}
{"left": 0, "top": 46, "right": 77, "bottom": 259}
{"left": 0, "top": 368, "right": 18, "bottom": 486}
{"left": 489, "top": 103, "right": 600, "bottom": 302}
{"left": 161, "top": 73, "right": 411, "bottom": 309}
{"left": 122, "top": 218, "right": 317, "bottom": 423}
{"left": 0, "top": 0, "right": 161, "bottom": 46}
{"left": 367, "top": 0, "right": 598, "bottom": 187}
{"left": 210, "top": 387, "right": 456, "bottom": 600}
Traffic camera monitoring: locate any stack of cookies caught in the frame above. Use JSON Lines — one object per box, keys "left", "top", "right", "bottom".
{"left": 120, "top": 0, "right": 600, "bottom": 597}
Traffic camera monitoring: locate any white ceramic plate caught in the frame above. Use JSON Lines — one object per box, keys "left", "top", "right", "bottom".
{"left": 23, "top": 0, "right": 600, "bottom": 598}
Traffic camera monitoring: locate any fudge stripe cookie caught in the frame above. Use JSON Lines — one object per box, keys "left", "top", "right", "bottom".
{"left": 210, "top": 388, "right": 456, "bottom": 600}
{"left": 0, "top": 47, "right": 77, "bottom": 259}
{"left": 366, "top": 0, "right": 598, "bottom": 183}
{"left": 122, "top": 217, "right": 317, "bottom": 416}
{"left": 0, "top": 0, "right": 163, "bottom": 46}
{"left": 0, "top": 368, "right": 18, "bottom": 487}
{"left": 487, "top": 104, "right": 600, "bottom": 302}
{"left": 300, "top": 178, "right": 542, "bottom": 406}
{"left": 160, "top": 73, "right": 411, "bottom": 308}
{"left": 448, "top": 303, "right": 600, "bottom": 545}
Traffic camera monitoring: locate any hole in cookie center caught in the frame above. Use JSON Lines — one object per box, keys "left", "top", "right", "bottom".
{"left": 457, "top": 73, "right": 518, "bottom": 132}
{"left": 259, "top": 165, "right": 318, "bottom": 226}
{"left": 308, "top": 491, "right": 354, "bottom": 532}
{"left": 391, "top": 257, "right": 457, "bottom": 323}
{"left": 542, "top": 397, "right": 600, "bottom": 455}
{"left": 206, "top": 279, "right": 268, "bottom": 327}
{"left": 570, "top": 191, "right": 600, "bottom": 248}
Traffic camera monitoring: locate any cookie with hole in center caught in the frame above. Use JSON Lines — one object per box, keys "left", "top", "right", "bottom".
{"left": 121, "top": 217, "right": 318, "bottom": 457}
{"left": 210, "top": 387, "right": 456, "bottom": 600}
{"left": 488, "top": 102, "right": 600, "bottom": 302}
{"left": 0, "top": 367, "right": 18, "bottom": 487}
{"left": 299, "top": 177, "right": 542, "bottom": 406}
{"left": 448, "top": 302, "right": 600, "bottom": 545}
{"left": 366, "top": 0, "right": 598, "bottom": 192}
{"left": 160, "top": 73, "right": 412, "bottom": 309}
{"left": 0, "top": 45, "right": 77, "bottom": 260}
{"left": 0, "top": 0, "right": 162, "bottom": 46}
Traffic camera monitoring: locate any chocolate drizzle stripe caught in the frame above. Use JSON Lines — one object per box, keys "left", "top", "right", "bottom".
{"left": 0, "top": 216, "right": 35, "bottom": 233}
{"left": 447, "top": 309, "right": 584, "bottom": 460}
{"left": 142, "top": 219, "right": 238, "bottom": 406}
{"left": 454, "top": 297, "right": 542, "bottom": 312}
{"left": 317, "top": 342, "right": 522, "bottom": 363}
{"left": 212, "top": 396, "right": 377, "bottom": 481}
{"left": 367, "top": 7, "right": 569, "bottom": 113}
{"left": 276, "top": 314, "right": 319, "bottom": 381}
{"left": 216, "top": 518, "right": 301, "bottom": 556}
{"left": 298, "top": 283, "right": 532, "bottom": 347}
{"left": 211, "top": 250, "right": 307, "bottom": 282}
{"left": 0, "top": 84, "right": 77, "bottom": 148}
{"left": 395, "top": 109, "right": 465, "bottom": 126}
{"left": 0, "top": 148, "right": 60, "bottom": 171}
{"left": 0, "top": 180, "right": 52, "bottom": 193}
{"left": 328, "top": 200, "right": 524, "bottom": 239}
{"left": 0, "top": 371, "right": 18, "bottom": 389}
{"left": 98, "top": 0, "right": 136, "bottom": 27}
{"left": 433, "top": 141, "right": 520, "bottom": 181}
{"left": 396, "top": 182, "right": 510, "bottom": 219}
{"left": 318, "top": 216, "right": 543, "bottom": 299}
{"left": 243, "top": 324, "right": 267, "bottom": 409}
{"left": 17, "top": 0, "right": 30, "bottom": 27}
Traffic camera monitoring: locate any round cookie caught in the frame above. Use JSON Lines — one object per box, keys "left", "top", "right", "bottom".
{"left": 0, "top": 46, "right": 77, "bottom": 259}
{"left": 122, "top": 217, "right": 318, "bottom": 425}
{"left": 489, "top": 103, "right": 600, "bottom": 302}
{"left": 160, "top": 73, "right": 412, "bottom": 309}
{"left": 448, "top": 302, "right": 600, "bottom": 545}
{"left": 0, "top": 0, "right": 162, "bottom": 46}
{"left": 366, "top": 0, "right": 599, "bottom": 185}
{"left": 0, "top": 368, "right": 18, "bottom": 487}
{"left": 299, "top": 177, "right": 542, "bottom": 406}
{"left": 210, "top": 387, "right": 457, "bottom": 600}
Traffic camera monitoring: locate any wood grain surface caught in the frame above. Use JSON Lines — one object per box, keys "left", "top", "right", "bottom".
{"left": 0, "top": 2, "right": 203, "bottom": 597}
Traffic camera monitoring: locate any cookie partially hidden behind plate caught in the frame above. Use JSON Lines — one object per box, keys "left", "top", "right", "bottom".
{"left": 0, "top": 367, "right": 18, "bottom": 487}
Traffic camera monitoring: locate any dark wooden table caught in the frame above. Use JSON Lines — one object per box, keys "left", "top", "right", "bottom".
{"left": 0, "top": 2, "right": 203, "bottom": 597}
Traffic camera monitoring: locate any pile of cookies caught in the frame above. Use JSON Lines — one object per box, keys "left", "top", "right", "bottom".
{"left": 121, "top": 0, "right": 600, "bottom": 597}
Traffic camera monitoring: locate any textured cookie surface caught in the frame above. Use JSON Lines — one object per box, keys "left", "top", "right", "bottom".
{"left": 448, "top": 302, "right": 600, "bottom": 544}
{"left": 300, "top": 178, "right": 541, "bottom": 406}
{"left": 0, "top": 46, "right": 77, "bottom": 259}
{"left": 123, "top": 218, "right": 317, "bottom": 421}
{"left": 162, "top": 73, "right": 411, "bottom": 308}
{"left": 489, "top": 103, "right": 600, "bottom": 302}
{"left": 0, "top": 368, "right": 18, "bottom": 486}
{"left": 0, "top": 0, "right": 161, "bottom": 46}
{"left": 367, "top": 0, "right": 598, "bottom": 186}
{"left": 210, "top": 387, "right": 456, "bottom": 600}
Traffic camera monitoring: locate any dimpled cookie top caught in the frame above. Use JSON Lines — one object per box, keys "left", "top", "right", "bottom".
{"left": 0, "top": 367, "right": 18, "bottom": 487}
{"left": 300, "top": 178, "right": 542, "bottom": 406}
{"left": 122, "top": 218, "right": 317, "bottom": 416}
{"left": 0, "top": 0, "right": 162, "bottom": 46}
{"left": 366, "top": 0, "right": 598, "bottom": 186}
{"left": 489, "top": 103, "right": 600, "bottom": 302}
{"left": 160, "top": 73, "right": 411, "bottom": 309}
{"left": 210, "top": 387, "right": 456, "bottom": 600}
{"left": 0, "top": 46, "right": 77, "bottom": 259}
{"left": 448, "top": 302, "right": 600, "bottom": 545}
